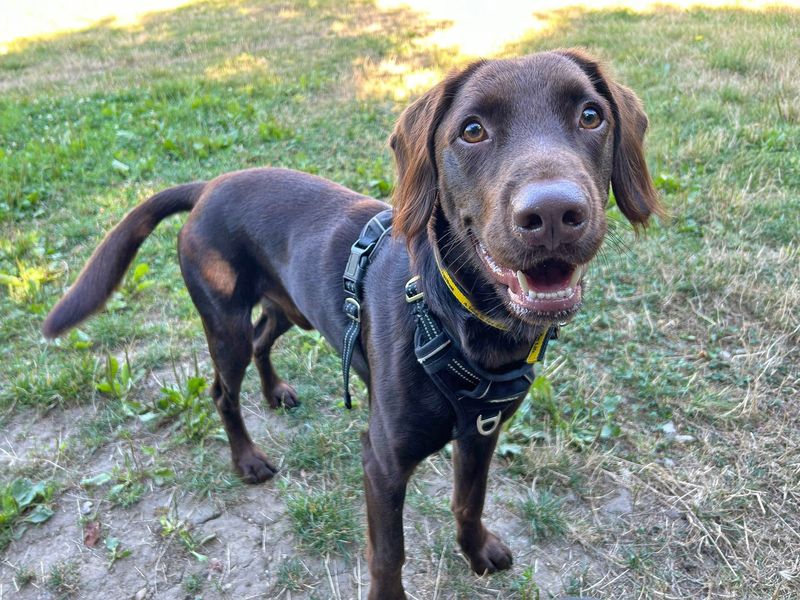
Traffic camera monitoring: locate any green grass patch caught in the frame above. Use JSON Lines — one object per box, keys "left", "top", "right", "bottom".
{"left": 80, "top": 441, "right": 174, "bottom": 508}
{"left": 46, "top": 560, "right": 80, "bottom": 599}
{"left": 274, "top": 557, "right": 314, "bottom": 593}
{"left": 520, "top": 490, "right": 569, "bottom": 542}
{"left": 284, "top": 486, "right": 360, "bottom": 556}
{"left": 175, "top": 446, "right": 244, "bottom": 500}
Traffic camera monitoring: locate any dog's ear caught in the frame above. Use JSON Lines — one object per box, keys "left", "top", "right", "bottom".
{"left": 556, "top": 49, "right": 664, "bottom": 229}
{"left": 390, "top": 62, "right": 484, "bottom": 242}
{"left": 608, "top": 81, "right": 665, "bottom": 228}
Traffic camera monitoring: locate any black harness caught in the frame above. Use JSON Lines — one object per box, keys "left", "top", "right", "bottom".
{"left": 342, "top": 209, "right": 394, "bottom": 409}
{"left": 341, "top": 210, "right": 556, "bottom": 438}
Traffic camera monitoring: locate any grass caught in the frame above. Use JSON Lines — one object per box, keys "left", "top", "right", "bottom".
{"left": 182, "top": 571, "right": 205, "bottom": 595}
{"left": 159, "top": 513, "right": 217, "bottom": 561}
{"left": 80, "top": 439, "right": 175, "bottom": 507}
{"left": 274, "top": 556, "right": 313, "bottom": 593}
{"left": 13, "top": 564, "right": 36, "bottom": 588}
{"left": 0, "top": 0, "right": 798, "bottom": 598}
{"left": 46, "top": 560, "right": 80, "bottom": 598}
{"left": 520, "top": 490, "right": 569, "bottom": 541}
{"left": 284, "top": 485, "right": 361, "bottom": 555}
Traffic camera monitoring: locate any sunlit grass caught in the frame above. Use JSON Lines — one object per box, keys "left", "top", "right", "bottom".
{"left": 377, "top": 0, "right": 800, "bottom": 56}
{"left": 0, "top": 0, "right": 194, "bottom": 48}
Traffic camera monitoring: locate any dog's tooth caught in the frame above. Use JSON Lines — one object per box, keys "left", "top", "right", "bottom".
{"left": 528, "top": 287, "right": 575, "bottom": 302}
{"left": 516, "top": 270, "right": 529, "bottom": 294}
{"left": 569, "top": 265, "right": 584, "bottom": 287}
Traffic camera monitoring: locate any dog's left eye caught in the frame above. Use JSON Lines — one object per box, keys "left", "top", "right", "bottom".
{"left": 461, "top": 120, "right": 488, "bottom": 143}
{"left": 579, "top": 107, "right": 603, "bottom": 130}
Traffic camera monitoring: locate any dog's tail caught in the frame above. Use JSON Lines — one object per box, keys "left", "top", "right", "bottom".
{"left": 42, "top": 182, "right": 206, "bottom": 339}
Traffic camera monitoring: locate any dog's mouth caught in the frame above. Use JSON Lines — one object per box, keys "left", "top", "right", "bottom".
{"left": 476, "top": 241, "right": 585, "bottom": 319}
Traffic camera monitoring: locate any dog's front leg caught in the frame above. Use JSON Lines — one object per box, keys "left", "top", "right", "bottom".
{"left": 361, "top": 428, "right": 416, "bottom": 600}
{"left": 452, "top": 432, "right": 513, "bottom": 574}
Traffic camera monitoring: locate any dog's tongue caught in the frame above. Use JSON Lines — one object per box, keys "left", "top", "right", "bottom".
{"left": 477, "top": 243, "right": 584, "bottom": 313}
{"left": 508, "top": 263, "right": 583, "bottom": 313}
{"left": 520, "top": 260, "right": 577, "bottom": 292}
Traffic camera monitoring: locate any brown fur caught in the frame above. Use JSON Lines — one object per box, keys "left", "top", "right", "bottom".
{"left": 555, "top": 49, "right": 664, "bottom": 227}
{"left": 44, "top": 51, "right": 660, "bottom": 599}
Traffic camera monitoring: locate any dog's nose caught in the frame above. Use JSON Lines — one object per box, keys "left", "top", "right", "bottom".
{"left": 512, "top": 181, "right": 588, "bottom": 249}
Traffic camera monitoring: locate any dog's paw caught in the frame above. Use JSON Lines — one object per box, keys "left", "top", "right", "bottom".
{"left": 267, "top": 381, "right": 299, "bottom": 410}
{"left": 235, "top": 447, "right": 277, "bottom": 483}
{"left": 466, "top": 531, "right": 513, "bottom": 575}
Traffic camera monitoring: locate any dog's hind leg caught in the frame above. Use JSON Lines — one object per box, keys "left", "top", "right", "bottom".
{"left": 252, "top": 299, "right": 299, "bottom": 409}
{"left": 203, "top": 309, "right": 277, "bottom": 483}
{"left": 180, "top": 246, "right": 277, "bottom": 483}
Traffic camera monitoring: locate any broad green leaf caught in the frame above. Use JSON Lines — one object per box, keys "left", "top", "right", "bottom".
{"left": 23, "top": 505, "right": 54, "bottom": 524}
{"left": 131, "top": 263, "right": 150, "bottom": 282}
{"left": 10, "top": 479, "right": 46, "bottom": 508}
{"left": 111, "top": 159, "right": 130, "bottom": 174}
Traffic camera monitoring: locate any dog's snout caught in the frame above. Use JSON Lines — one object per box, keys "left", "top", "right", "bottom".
{"left": 512, "top": 181, "right": 588, "bottom": 249}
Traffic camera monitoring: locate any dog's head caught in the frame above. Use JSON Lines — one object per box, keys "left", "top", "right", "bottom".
{"left": 390, "top": 49, "right": 663, "bottom": 328}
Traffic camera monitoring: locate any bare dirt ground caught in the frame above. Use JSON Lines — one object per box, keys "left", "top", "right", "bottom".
{"left": 0, "top": 367, "right": 637, "bottom": 599}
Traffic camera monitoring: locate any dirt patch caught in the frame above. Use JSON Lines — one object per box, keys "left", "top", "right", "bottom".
{"left": 1, "top": 406, "right": 87, "bottom": 472}
{"left": 0, "top": 386, "right": 626, "bottom": 599}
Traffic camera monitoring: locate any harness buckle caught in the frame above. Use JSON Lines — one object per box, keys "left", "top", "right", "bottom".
{"left": 344, "top": 297, "right": 361, "bottom": 322}
{"left": 343, "top": 247, "right": 371, "bottom": 296}
{"left": 405, "top": 275, "right": 424, "bottom": 303}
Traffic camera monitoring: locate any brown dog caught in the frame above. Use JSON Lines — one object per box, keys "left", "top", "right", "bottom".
{"left": 43, "top": 50, "right": 661, "bottom": 598}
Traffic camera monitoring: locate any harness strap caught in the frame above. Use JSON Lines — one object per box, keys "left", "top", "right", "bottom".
{"left": 405, "top": 277, "right": 557, "bottom": 439}
{"left": 339, "top": 209, "right": 559, "bottom": 438}
{"left": 341, "top": 209, "right": 393, "bottom": 408}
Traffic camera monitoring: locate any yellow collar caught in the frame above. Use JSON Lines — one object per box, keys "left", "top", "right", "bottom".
{"left": 433, "top": 255, "right": 550, "bottom": 364}
{"left": 437, "top": 265, "right": 510, "bottom": 331}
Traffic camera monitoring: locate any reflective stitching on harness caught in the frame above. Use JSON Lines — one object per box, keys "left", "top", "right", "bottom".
{"left": 343, "top": 325, "right": 356, "bottom": 364}
{"left": 476, "top": 380, "right": 492, "bottom": 399}
{"left": 447, "top": 364, "right": 471, "bottom": 383}
{"left": 486, "top": 394, "right": 527, "bottom": 404}
{"left": 450, "top": 360, "right": 479, "bottom": 383}
{"left": 420, "top": 313, "right": 436, "bottom": 339}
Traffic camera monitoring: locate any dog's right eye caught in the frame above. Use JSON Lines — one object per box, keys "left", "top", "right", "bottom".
{"left": 461, "top": 120, "right": 487, "bottom": 143}
{"left": 579, "top": 106, "right": 603, "bottom": 130}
